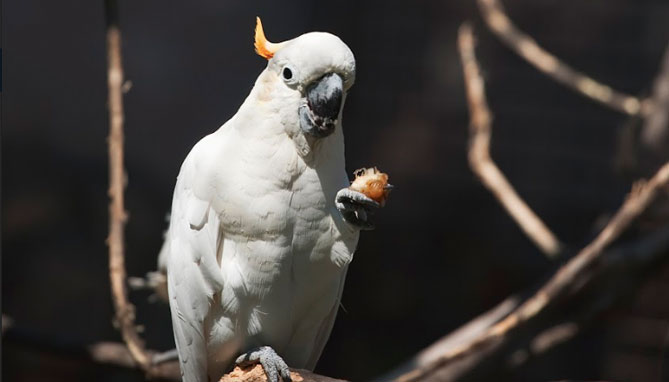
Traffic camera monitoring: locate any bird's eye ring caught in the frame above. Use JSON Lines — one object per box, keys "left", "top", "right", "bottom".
{"left": 282, "top": 67, "right": 293, "bottom": 80}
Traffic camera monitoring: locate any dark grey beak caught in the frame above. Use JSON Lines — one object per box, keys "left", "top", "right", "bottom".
{"left": 299, "top": 73, "right": 344, "bottom": 138}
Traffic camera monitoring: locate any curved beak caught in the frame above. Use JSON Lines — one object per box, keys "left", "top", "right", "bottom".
{"left": 299, "top": 73, "right": 344, "bottom": 138}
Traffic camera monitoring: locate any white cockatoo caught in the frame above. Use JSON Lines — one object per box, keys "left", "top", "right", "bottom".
{"left": 161, "top": 18, "right": 382, "bottom": 382}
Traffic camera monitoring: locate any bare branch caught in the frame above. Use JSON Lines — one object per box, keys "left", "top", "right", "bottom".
{"left": 477, "top": 0, "right": 651, "bottom": 116}
{"left": 642, "top": 44, "right": 669, "bottom": 152}
{"left": 384, "top": 23, "right": 669, "bottom": 382}
{"left": 152, "top": 348, "right": 180, "bottom": 365}
{"left": 375, "top": 295, "right": 521, "bottom": 381}
{"left": 89, "top": 342, "right": 181, "bottom": 380}
{"left": 461, "top": 23, "right": 563, "bottom": 258}
{"left": 104, "top": 0, "right": 153, "bottom": 372}
{"left": 382, "top": 224, "right": 669, "bottom": 382}
{"left": 2, "top": 315, "right": 13, "bottom": 335}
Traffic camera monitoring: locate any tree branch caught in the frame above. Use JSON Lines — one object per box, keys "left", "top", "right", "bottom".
{"left": 641, "top": 44, "right": 669, "bottom": 153}
{"left": 461, "top": 21, "right": 564, "bottom": 258}
{"left": 382, "top": 23, "right": 669, "bottom": 382}
{"left": 477, "top": 0, "right": 651, "bottom": 116}
{"left": 104, "top": 0, "right": 153, "bottom": 372}
{"left": 2, "top": 314, "right": 13, "bottom": 335}
{"left": 380, "top": 224, "right": 669, "bottom": 381}
{"left": 89, "top": 343, "right": 180, "bottom": 380}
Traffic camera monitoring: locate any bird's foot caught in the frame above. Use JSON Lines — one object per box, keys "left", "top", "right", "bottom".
{"left": 335, "top": 188, "right": 380, "bottom": 230}
{"left": 235, "top": 346, "right": 291, "bottom": 382}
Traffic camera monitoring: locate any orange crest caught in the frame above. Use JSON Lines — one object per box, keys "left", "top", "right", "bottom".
{"left": 254, "top": 17, "right": 285, "bottom": 60}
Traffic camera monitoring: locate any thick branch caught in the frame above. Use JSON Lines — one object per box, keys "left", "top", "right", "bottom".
{"left": 506, "top": 224, "right": 669, "bottom": 370}
{"left": 462, "top": 23, "right": 563, "bottom": 258}
{"left": 477, "top": 0, "right": 651, "bottom": 116}
{"left": 375, "top": 296, "right": 521, "bottom": 381}
{"left": 381, "top": 224, "right": 669, "bottom": 381}
{"left": 384, "top": 24, "right": 669, "bottom": 382}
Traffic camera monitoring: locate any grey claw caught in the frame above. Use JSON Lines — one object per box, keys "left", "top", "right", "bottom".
{"left": 336, "top": 188, "right": 380, "bottom": 208}
{"left": 235, "top": 346, "right": 291, "bottom": 382}
{"left": 335, "top": 188, "right": 379, "bottom": 230}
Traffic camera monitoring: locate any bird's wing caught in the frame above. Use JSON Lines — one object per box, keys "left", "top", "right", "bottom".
{"left": 167, "top": 139, "right": 226, "bottom": 382}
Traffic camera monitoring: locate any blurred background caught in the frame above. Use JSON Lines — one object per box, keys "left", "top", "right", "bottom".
{"left": 3, "top": 0, "right": 669, "bottom": 381}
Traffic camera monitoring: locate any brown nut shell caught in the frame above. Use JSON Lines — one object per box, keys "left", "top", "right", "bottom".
{"left": 349, "top": 167, "right": 392, "bottom": 205}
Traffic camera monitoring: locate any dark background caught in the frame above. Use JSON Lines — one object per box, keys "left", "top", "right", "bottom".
{"left": 3, "top": 1, "right": 669, "bottom": 381}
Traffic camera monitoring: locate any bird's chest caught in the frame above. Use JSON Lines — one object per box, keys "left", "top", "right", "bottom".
{"left": 213, "top": 147, "right": 349, "bottom": 339}
{"left": 204, "top": 134, "right": 356, "bottom": 357}
{"left": 214, "top": 140, "right": 345, "bottom": 281}
{"left": 216, "top": 147, "right": 331, "bottom": 244}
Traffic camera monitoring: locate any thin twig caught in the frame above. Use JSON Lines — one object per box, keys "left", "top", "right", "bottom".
{"left": 642, "top": 44, "right": 669, "bottom": 152}
{"left": 477, "top": 0, "right": 651, "bottom": 116}
{"left": 152, "top": 348, "right": 180, "bottom": 365}
{"left": 388, "top": 23, "right": 669, "bottom": 382}
{"left": 89, "top": 342, "right": 181, "bottom": 380}
{"left": 105, "top": 0, "right": 152, "bottom": 371}
{"left": 2, "top": 317, "right": 180, "bottom": 380}
{"left": 2, "top": 315, "right": 13, "bottom": 335}
{"left": 462, "top": 23, "right": 563, "bottom": 258}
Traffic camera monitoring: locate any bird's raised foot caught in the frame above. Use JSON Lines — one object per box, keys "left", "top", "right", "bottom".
{"left": 235, "top": 346, "right": 292, "bottom": 382}
{"left": 335, "top": 188, "right": 380, "bottom": 230}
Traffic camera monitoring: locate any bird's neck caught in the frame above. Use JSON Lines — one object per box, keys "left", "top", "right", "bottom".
{"left": 230, "top": 71, "right": 347, "bottom": 169}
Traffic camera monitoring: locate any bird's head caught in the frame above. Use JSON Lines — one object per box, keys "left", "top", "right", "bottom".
{"left": 253, "top": 17, "right": 355, "bottom": 144}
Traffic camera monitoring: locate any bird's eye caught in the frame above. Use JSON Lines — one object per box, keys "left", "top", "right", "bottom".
{"left": 282, "top": 67, "right": 293, "bottom": 80}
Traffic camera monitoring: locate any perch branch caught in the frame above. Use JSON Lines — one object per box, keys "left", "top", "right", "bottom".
{"left": 104, "top": 0, "right": 153, "bottom": 372}
{"left": 477, "top": 0, "right": 651, "bottom": 116}
{"left": 462, "top": 23, "right": 563, "bottom": 258}
{"left": 386, "top": 23, "right": 669, "bottom": 382}
{"left": 221, "top": 365, "right": 347, "bottom": 382}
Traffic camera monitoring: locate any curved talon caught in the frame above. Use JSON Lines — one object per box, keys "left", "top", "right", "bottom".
{"left": 341, "top": 209, "right": 375, "bottom": 230}
{"left": 235, "top": 346, "right": 292, "bottom": 382}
